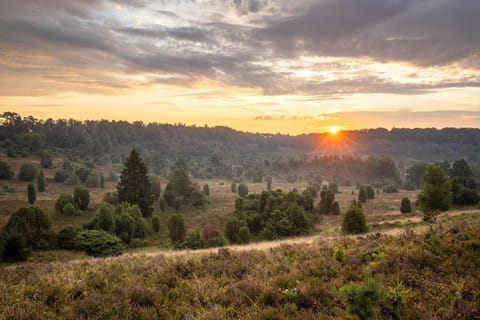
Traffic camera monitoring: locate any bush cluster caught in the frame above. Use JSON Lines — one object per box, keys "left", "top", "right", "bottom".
{"left": 163, "top": 169, "right": 208, "bottom": 210}
{"left": 225, "top": 190, "right": 313, "bottom": 243}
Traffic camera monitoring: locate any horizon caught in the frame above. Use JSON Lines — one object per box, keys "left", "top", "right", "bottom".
{"left": 3, "top": 110, "right": 479, "bottom": 136}
{"left": 1, "top": 1, "right": 480, "bottom": 134}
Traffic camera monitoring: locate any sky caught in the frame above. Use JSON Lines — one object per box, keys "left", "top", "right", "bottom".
{"left": 0, "top": 0, "right": 479, "bottom": 134}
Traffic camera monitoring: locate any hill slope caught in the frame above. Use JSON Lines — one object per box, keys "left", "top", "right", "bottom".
{"left": 1, "top": 215, "right": 479, "bottom": 319}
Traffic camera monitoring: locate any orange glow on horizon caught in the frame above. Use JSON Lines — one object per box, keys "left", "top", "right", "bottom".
{"left": 315, "top": 129, "right": 358, "bottom": 154}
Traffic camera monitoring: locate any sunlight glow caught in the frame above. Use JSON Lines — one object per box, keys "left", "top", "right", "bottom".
{"left": 329, "top": 126, "right": 339, "bottom": 134}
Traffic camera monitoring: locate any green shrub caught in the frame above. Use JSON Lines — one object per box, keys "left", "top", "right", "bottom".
{"left": 85, "top": 173, "right": 99, "bottom": 188}
{"left": 189, "top": 190, "right": 208, "bottom": 207}
{"left": 75, "top": 167, "right": 90, "bottom": 183}
{"left": 106, "top": 170, "right": 117, "bottom": 182}
{"left": 331, "top": 201, "right": 340, "bottom": 215}
{"left": 0, "top": 161, "right": 14, "bottom": 180}
{"left": 365, "top": 185, "right": 375, "bottom": 199}
{"left": 114, "top": 213, "right": 135, "bottom": 244}
{"left": 18, "top": 163, "right": 37, "bottom": 181}
{"left": 168, "top": 214, "right": 185, "bottom": 244}
{"left": 85, "top": 161, "right": 95, "bottom": 169}
{"left": 203, "top": 184, "right": 210, "bottom": 196}
{"left": 133, "top": 218, "right": 150, "bottom": 239}
{"left": 27, "top": 183, "right": 36, "bottom": 204}
{"left": 1, "top": 233, "right": 29, "bottom": 262}
{"left": 400, "top": 198, "right": 412, "bottom": 213}
{"left": 63, "top": 203, "right": 77, "bottom": 216}
{"left": 55, "top": 193, "right": 76, "bottom": 214}
{"left": 320, "top": 189, "right": 335, "bottom": 214}
{"left": 334, "top": 245, "right": 345, "bottom": 262}
{"left": 103, "top": 192, "right": 119, "bottom": 205}
{"left": 183, "top": 231, "right": 204, "bottom": 249}
{"left": 4, "top": 206, "right": 51, "bottom": 247}
{"left": 74, "top": 187, "right": 90, "bottom": 210}
{"left": 40, "top": 153, "right": 53, "bottom": 169}
{"left": 159, "top": 198, "right": 166, "bottom": 212}
{"left": 454, "top": 187, "right": 480, "bottom": 205}
{"left": 150, "top": 176, "right": 161, "bottom": 199}
{"left": 203, "top": 237, "right": 226, "bottom": 248}
{"left": 238, "top": 183, "right": 249, "bottom": 197}
{"left": 342, "top": 203, "right": 368, "bottom": 235}
{"left": 328, "top": 182, "right": 339, "bottom": 194}
{"left": 99, "top": 174, "right": 105, "bottom": 188}
{"left": 57, "top": 225, "right": 83, "bottom": 250}
{"left": 225, "top": 217, "right": 244, "bottom": 243}
{"left": 179, "top": 231, "right": 226, "bottom": 250}
{"left": 96, "top": 203, "right": 115, "bottom": 233}
{"left": 340, "top": 279, "right": 383, "bottom": 319}
{"left": 53, "top": 171, "right": 67, "bottom": 183}
{"left": 238, "top": 226, "right": 251, "bottom": 244}
{"left": 37, "top": 170, "right": 46, "bottom": 192}
{"left": 358, "top": 186, "right": 367, "bottom": 203}
{"left": 151, "top": 216, "right": 160, "bottom": 233}
{"left": 73, "top": 230, "right": 123, "bottom": 257}
{"left": 383, "top": 185, "right": 399, "bottom": 193}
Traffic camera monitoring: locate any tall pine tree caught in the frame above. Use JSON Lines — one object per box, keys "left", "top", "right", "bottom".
{"left": 117, "top": 149, "right": 153, "bottom": 217}
{"left": 418, "top": 164, "right": 451, "bottom": 222}
{"left": 27, "top": 183, "right": 36, "bottom": 204}
{"left": 37, "top": 170, "right": 46, "bottom": 192}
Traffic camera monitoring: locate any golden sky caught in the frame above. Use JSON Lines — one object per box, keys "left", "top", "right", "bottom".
{"left": 1, "top": 1, "right": 479, "bottom": 134}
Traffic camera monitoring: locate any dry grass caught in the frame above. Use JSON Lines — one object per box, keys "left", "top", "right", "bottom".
{"left": 1, "top": 216, "right": 479, "bottom": 319}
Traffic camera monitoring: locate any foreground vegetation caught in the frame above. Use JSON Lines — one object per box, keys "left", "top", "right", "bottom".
{"left": 0, "top": 216, "right": 479, "bottom": 319}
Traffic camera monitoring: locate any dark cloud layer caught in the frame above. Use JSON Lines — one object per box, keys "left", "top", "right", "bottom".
{"left": 0, "top": 0, "right": 479, "bottom": 96}
{"left": 260, "top": 0, "right": 480, "bottom": 67}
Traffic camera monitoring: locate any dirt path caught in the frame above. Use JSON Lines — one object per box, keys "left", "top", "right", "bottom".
{"left": 128, "top": 209, "right": 479, "bottom": 259}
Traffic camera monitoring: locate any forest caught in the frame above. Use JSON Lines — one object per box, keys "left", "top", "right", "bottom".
{"left": 2, "top": 112, "right": 480, "bottom": 182}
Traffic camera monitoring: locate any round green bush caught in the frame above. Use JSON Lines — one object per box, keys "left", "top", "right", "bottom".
{"left": 400, "top": 198, "right": 412, "bottom": 214}
{"left": 18, "top": 163, "right": 37, "bottom": 182}
{"left": 63, "top": 203, "right": 76, "bottom": 216}
{"left": 73, "top": 230, "right": 123, "bottom": 257}
{"left": 342, "top": 204, "right": 368, "bottom": 235}
{"left": 238, "top": 226, "right": 251, "bottom": 244}
{"left": 55, "top": 193, "right": 75, "bottom": 214}
{"left": 57, "top": 225, "right": 83, "bottom": 250}
{"left": 1, "top": 233, "right": 29, "bottom": 262}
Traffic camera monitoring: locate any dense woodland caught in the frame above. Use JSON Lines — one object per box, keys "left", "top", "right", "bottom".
{"left": 1, "top": 112, "right": 480, "bottom": 183}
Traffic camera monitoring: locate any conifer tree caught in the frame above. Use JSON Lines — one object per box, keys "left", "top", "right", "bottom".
{"left": 117, "top": 149, "right": 153, "bottom": 217}
{"left": 358, "top": 186, "right": 367, "bottom": 203}
{"left": 342, "top": 203, "right": 367, "bottom": 234}
{"left": 27, "top": 183, "right": 36, "bottom": 204}
{"left": 418, "top": 165, "right": 451, "bottom": 222}
{"left": 37, "top": 170, "right": 46, "bottom": 192}
{"left": 74, "top": 186, "right": 90, "bottom": 210}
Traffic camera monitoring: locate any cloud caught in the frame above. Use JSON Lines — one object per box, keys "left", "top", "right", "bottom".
{"left": 0, "top": 0, "right": 479, "bottom": 97}
{"left": 259, "top": 0, "right": 480, "bottom": 67}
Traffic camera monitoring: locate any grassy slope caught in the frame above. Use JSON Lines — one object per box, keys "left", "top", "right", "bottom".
{"left": 0, "top": 215, "right": 479, "bottom": 319}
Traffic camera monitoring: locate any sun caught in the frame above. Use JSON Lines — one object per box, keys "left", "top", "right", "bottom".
{"left": 329, "top": 126, "right": 339, "bottom": 134}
